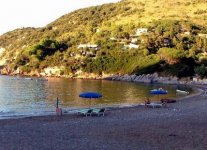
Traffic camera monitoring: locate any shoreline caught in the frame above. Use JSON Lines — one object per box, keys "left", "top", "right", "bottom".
{"left": 2, "top": 72, "right": 207, "bottom": 85}
{"left": 0, "top": 83, "right": 203, "bottom": 121}
{"left": 0, "top": 75, "right": 203, "bottom": 121}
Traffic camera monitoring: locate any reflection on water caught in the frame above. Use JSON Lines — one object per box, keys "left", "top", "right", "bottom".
{"left": 0, "top": 75, "right": 187, "bottom": 118}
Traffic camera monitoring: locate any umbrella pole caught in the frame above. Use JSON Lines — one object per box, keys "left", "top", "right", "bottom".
{"left": 89, "top": 98, "right": 91, "bottom": 109}
{"left": 56, "top": 97, "right": 59, "bottom": 108}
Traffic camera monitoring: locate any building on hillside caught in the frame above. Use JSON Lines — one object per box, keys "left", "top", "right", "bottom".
{"left": 96, "top": 29, "right": 100, "bottom": 33}
{"left": 78, "top": 44, "right": 99, "bottom": 57}
{"left": 110, "top": 37, "right": 117, "bottom": 41}
{"left": 0, "top": 47, "right": 5, "bottom": 52}
{"left": 184, "top": 32, "right": 190, "bottom": 35}
{"left": 163, "top": 38, "right": 171, "bottom": 46}
{"left": 124, "top": 43, "right": 139, "bottom": 49}
{"left": 135, "top": 28, "right": 148, "bottom": 36}
{"left": 131, "top": 38, "right": 138, "bottom": 43}
{"left": 70, "top": 52, "right": 76, "bottom": 57}
{"left": 180, "top": 31, "right": 191, "bottom": 37}
{"left": 198, "top": 33, "right": 207, "bottom": 38}
{"left": 77, "top": 44, "right": 100, "bottom": 50}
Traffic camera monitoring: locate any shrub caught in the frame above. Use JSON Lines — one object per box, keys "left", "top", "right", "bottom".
{"left": 194, "top": 9, "right": 207, "bottom": 15}
{"left": 157, "top": 48, "right": 185, "bottom": 64}
{"left": 194, "top": 64, "right": 207, "bottom": 77}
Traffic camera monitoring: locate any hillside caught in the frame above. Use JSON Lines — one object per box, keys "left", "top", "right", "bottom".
{"left": 1, "top": 0, "right": 207, "bottom": 78}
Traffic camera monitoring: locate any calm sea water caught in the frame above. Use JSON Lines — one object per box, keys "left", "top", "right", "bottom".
{"left": 0, "top": 75, "right": 188, "bottom": 119}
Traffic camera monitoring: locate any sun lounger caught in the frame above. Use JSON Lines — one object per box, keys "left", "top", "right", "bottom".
{"left": 146, "top": 103, "right": 162, "bottom": 108}
{"left": 201, "top": 89, "right": 207, "bottom": 97}
{"left": 140, "top": 102, "right": 166, "bottom": 108}
{"left": 92, "top": 108, "right": 105, "bottom": 116}
{"left": 77, "top": 109, "right": 93, "bottom": 117}
{"left": 148, "top": 102, "right": 167, "bottom": 108}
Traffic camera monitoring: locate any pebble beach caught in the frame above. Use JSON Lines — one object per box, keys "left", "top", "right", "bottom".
{"left": 0, "top": 86, "right": 207, "bottom": 150}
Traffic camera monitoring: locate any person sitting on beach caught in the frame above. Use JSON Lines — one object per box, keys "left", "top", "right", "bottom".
{"left": 144, "top": 98, "right": 151, "bottom": 107}
{"left": 161, "top": 101, "right": 167, "bottom": 108}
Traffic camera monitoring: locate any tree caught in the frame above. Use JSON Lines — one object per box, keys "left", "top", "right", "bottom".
{"left": 194, "top": 64, "right": 207, "bottom": 77}
{"left": 157, "top": 48, "right": 185, "bottom": 64}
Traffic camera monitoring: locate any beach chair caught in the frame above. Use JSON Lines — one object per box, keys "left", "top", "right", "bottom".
{"left": 92, "top": 108, "right": 106, "bottom": 116}
{"left": 201, "top": 89, "right": 207, "bottom": 98}
{"left": 145, "top": 102, "right": 165, "bottom": 108}
{"left": 77, "top": 109, "right": 93, "bottom": 117}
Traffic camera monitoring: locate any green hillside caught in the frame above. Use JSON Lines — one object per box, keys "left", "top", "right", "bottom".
{"left": 1, "top": 0, "right": 207, "bottom": 77}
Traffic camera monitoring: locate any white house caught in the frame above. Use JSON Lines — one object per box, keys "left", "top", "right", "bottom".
{"left": 77, "top": 44, "right": 99, "bottom": 50}
{"left": 0, "top": 47, "right": 5, "bottom": 55}
{"left": 198, "top": 33, "right": 207, "bottom": 38}
{"left": 110, "top": 37, "right": 117, "bottom": 41}
{"left": 124, "top": 43, "right": 139, "bottom": 49}
{"left": 184, "top": 32, "right": 190, "bottom": 35}
{"left": 135, "top": 28, "right": 148, "bottom": 36}
{"left": 131, "top": 38, "right": 138, "bottom": 43}
{"left": 96, "top": 29, "right": 100, "bottom": 33}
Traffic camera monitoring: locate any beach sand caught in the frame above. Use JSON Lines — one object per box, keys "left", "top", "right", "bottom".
{"left": 0, "top": 87, "right": 207, "bottom": 150}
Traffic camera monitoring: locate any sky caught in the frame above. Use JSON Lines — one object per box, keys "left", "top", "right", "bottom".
{"left": 0, "top": 0, "right": 120, "bottom": 35}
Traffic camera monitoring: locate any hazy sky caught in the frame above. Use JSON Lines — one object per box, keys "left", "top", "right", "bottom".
{"left": 0, "top": 0, "right": 120, "bottom": 35}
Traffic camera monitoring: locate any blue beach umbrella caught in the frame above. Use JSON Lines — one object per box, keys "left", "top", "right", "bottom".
{"left": 150, "top": 89, "right": 168, "bottom": 95}
{"left": 150, "top": 89, "right": 167, "bottom": 100}
{"left": 79, "top": 92, "right": 102, "bottom": 108}
{"left": 79, "top": 92, "right": 102, "bottom": 98}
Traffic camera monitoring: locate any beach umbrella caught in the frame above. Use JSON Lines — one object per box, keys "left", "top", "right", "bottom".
{"left": 150, "top": 89, "right": 167, "bottom": 95}
{"left": 79, "top": 92, "right": 102, "bottom": 108}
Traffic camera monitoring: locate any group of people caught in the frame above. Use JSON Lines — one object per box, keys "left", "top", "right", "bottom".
{"left": 144, "top": 97, "right": 167, "bottom": 108}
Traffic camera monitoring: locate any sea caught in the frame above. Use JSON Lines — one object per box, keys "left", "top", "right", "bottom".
{"left": 0, "top": 75, "right": 189, "bottom": 119}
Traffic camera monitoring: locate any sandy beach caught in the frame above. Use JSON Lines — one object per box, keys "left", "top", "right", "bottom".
{"left": 0, "top": 86, "right": 207, "bottom": 150}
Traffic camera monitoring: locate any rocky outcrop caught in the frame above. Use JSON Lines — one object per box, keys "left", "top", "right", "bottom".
{"left": 105, "top": 73, "right": 180, "bottom": 84}
{"left": 192, "top": 77, "right": 207, "bottom": 85}
{"left": 105, "top": 73, "right": 207, "bottom": 85}
{"left": 1, "top": 65, "right": 207, "bottom": 85}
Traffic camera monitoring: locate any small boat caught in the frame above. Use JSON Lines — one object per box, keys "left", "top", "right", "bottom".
{"left": 160, "top": 98, "right": 176, "bottom": 103}
{"left": 150, "top": 89, "right": 168, "bottom": 94}
{"left": 176, "top": 89, "right": 189, "bottom": 95}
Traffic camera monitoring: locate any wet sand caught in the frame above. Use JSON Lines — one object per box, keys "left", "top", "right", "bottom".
{"left": 0, "top": 87, "right": 207, "bottom": 150}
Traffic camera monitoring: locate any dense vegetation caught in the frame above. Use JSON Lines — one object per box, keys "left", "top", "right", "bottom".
{"left": 1, "top": 0, "right": 207, "bottom": 78}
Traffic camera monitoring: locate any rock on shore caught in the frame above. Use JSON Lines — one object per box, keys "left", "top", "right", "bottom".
{"left": 104, "top": 73, "right": 179, "bottom": 84}
{"left": 104, "top": 73, "right": 207, "bottom": 85}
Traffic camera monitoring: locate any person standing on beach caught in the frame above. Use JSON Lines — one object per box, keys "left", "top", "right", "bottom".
{"left": 56, "top": 97, "right": 62, "bottom": 116}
